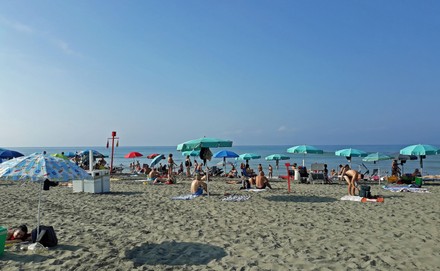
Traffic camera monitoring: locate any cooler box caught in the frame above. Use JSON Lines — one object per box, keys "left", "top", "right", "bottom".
{"left": 72, "top": 180, "right": 84, "bottom": 193}
{"left": 102, "top": 175, "right": 110, "bottom": 193}
{"left": 0, "top": 226, "right": 7, "bottom": 256}
{"left": 415, "top": 177, "right": 423, "bottom": 187}
{"left": 83, "top": 179, "right": 102, "bottom": 193}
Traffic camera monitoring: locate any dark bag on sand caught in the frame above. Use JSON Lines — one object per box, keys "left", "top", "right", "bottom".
{"left": 359, "top": 185, "right": 372, "bottom": 198}
{"left": 32, "top": 225, "right": 58, "bottom": 247}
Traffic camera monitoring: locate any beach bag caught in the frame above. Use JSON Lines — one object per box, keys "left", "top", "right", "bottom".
{"left": 31, "top": 225, "right": 58, "bottom": 247}
{"left": 359, "top": 185, "right": 372, "bottom": 198}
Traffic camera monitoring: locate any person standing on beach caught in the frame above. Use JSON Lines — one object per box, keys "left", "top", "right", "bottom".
{"left": 258, "top": 164, "right": 263, "bottom": 173}
{"left": 167, "top": 154, "right": 176, "bottom": 178}
{"left": 342, "top": 168, "right": 363, "bottom": 196}
{"left": 268, "top": 164, "right": 273, "bottom": 178}
{"left": 185, "top": 155, "right": 192, "bottom": 177}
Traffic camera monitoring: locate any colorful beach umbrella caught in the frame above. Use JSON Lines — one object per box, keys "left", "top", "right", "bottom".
{"left": 287, "top": 145, "right": 323, "bottom": 166}
{"left": 213, "top": 150, "right": 239, "bottom": 175}
{"left": 400, "top": 144, "right": 440, "bottom": 173}
{"left": 51, "top": 153, "right": 70, "bottom": 160}
{"left": 0, "top": 149, "right": 24, "bottom": 159}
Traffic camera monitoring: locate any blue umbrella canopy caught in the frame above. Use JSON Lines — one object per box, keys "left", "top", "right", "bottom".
{"left": 335, "top": 148, "right": 368, "bottom": 158}
{"left": 213, "top": 150, "right": 239, "bottom": 158}
{"left": 182, "top": 150, "right": 200, "bottom": 157}
{"left": 79, "top": 149, "right": 108, "bottom": 158}
{"left": 177, "top": 137, "right": 233, "bottom": 152}
{"left": 150, "top": 154, "right": 165, "bottom": 168}
{"left": 0, "top": 149, "right": 24, "bottom": 159}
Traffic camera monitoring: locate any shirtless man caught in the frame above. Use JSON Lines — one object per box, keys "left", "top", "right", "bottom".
{"left": 343, "top": 169, "right": 363, "bottom": 196}
{"left": 191, "top": 174, "right": 207, "bottom": 194}
{"left": 255, "top": 171, "right": 272, "bottom": 189}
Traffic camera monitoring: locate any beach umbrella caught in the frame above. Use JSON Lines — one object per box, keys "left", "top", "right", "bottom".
{"left": 124, "top": 152, "right": 143, "bottom": 159}
{"left": 147, "top": 153, "right": 160, "bottom": 159}
{"left": 0, "top": 153, "right": 92, "bottom": 240}
{"left": 213, "top": 150, "right": 239, "bottom": 175}
{"left": 63, "top": 152, "right": 77, "bottom": 158}
{"left": 362, "top": 153, "right": 392, "bottom": 163}
{"left": 150, "top": 154, "right": 165, "bottom": 168}
{"left": 78, "top": 149, "right": 108, "bottom": 158}
{"left": 236, "top": 153, "right": 261, "bottom": 165}
{"left": 287, "top": 145, "right": 323, "bottom": 166}
{"left": 335, "top": 148, "right": 367, "bottom": 167}
{"left": 265, "top": 154, "right": 290, "bottom": 175}
{"left": 0, "top": 149, "right": 24, "bottom": 159}
{"left": 177, "top": 137, "right": 233, "bottom": 196}
{"left": 182, "top": 150, "right": 200, "bottom": 157}
{"left": 389, "top": 153, "right": 417, "bottom": 175}
{"left": 400, "top": 144, "right": 440, "bottom": 174}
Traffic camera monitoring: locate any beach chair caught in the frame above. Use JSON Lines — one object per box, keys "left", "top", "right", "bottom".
{"left": 298, "top": 166, "right": 309, "bottom": 183}
{"left": 309, "top": 163, "right": 326, "bottom": 184}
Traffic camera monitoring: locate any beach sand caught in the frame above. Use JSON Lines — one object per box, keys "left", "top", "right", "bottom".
{"left": 1, "top": 176, "right": 439, "bottom": 270}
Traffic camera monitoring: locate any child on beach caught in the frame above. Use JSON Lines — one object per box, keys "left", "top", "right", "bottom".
{"left": 6, "top": 225, "right": 31, "bottom": 244}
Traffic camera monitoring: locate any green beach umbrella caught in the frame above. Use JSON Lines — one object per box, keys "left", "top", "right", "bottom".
{"left": 287, "top": 145, "right": 323, "bottom": 166}
{"left": 362, "top": 152, "right": 392, "bottom": 163}
{"left": 400, "top": 144, "right": 439, "bottom": 174}
{"left": 265, "top": 154, "right": 290, "bottom": 175}
{"left": 177, "top": 137, "right": 233, "bottom": 196}
{"left": 236, "top": 153, "right": 261, "bottom": 167}
{"left": 182, "top": 150, "right": 200, "bottom": 157}
{"left": 335, "top": 148, "right": 368, "bottom": 167}
{"left": 51, "top": 153, "right": 69, "bottom": 160}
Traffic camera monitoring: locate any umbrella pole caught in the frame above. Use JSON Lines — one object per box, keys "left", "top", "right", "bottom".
{"left": 223, "top": 157, "right": 226, "bottom": 177}
{"left": 206, "top": 162, "right": 209, "bottom": 197}
{"left": 36, "top": 179, "right": 44, "bottom": 241}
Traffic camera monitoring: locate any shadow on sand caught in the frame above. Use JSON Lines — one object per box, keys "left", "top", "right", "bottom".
{"left": 125, "top": 241, "right": 227, "bottom": 266}
{"left": 265, "top": 195, "right": 338, "bottom": 203}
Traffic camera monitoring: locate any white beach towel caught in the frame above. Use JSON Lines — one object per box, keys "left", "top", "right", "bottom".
{"left": 382, "top": 185, "right": 430, "bottom": 193}
{"left": 244, "top": 188, "right": 267, "bottom": 192}
{"left": 171, "top": 194, "right": 200, "bottom": 200}
{"left": 340, "top": 195, "right": 364, "bottom": 202}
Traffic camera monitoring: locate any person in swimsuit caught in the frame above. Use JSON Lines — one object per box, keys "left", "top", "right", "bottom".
{"left": 6, "top": 225, "right": 31, "bottom": 244}
{"left": 167, "top": 154, "right": 176, "bottom": 178}
{"left": 191, "top": 174, "right": 207, "bottom": 194}
{"left": 343, "top": 169, "right": 363, "bottom": 196}
{"left": 255, "top": 171, "right": 272, "bottom": 189}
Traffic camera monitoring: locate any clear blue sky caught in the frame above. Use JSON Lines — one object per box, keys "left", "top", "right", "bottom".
{"left": 1, "top": 1, "right": 439, "bottom": 147}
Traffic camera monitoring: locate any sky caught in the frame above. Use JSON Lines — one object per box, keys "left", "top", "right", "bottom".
{"left": 1, "top": 1, "right": 439, "bottom": 147}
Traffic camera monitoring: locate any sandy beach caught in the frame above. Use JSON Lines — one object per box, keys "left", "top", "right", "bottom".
{"left": 1, "top": 175, "right": 439, "bottom": 270}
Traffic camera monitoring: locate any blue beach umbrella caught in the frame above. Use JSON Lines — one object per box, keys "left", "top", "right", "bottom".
{"left": 0, "top": 149, "right": 24, "bottom": 159}
{"left": 213, "top": 150, "right": 239, "bottom": 174}
{"left": 150, "top": 154, "right": 165, "bottom": 168}
{"left": 79, "top": 149, "right": 108, "bottom": 158}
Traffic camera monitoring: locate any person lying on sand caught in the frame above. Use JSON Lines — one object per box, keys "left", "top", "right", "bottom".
{"left": 255, "top": 171, "right": 272, "bottom": 189}
{"left": 191, "top": 174, "right": 207, "bottom": 195}
{"left": 6, "top": 224, "right": 31, "bottom": 244}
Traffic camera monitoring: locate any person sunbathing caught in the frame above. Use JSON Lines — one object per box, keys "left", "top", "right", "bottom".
{"left": 191, "top": 174, "right": 207, "bottom": 194}
{"left": 255, "top": 171, "right": 272, "bottom": 189}
{"left": 6, "top": 224, "right": 31, "bottom": 244}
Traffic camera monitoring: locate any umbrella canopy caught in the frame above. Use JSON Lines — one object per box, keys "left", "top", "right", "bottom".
{"left": 392, "top": 153, "right": 418, "bottom": 161}
{"left": 400, "top": 144, "right": 439, "bottom": 172}
{"left": 147, "top": 153, "right": 160, "bottom": 159}
{"left": 335, "top": 148, "right": 368, "bottom": 158}
{"left": 63, "top": 152, "right": 77, "bottom": 158}
{"left": 236, "top": 153, "right": 261, "bottom": 161}
{"left": 177, "top": 137, "right": 233, "bottom": 152}
{"left": 213, "top": 150, "right": 239, "bottom": 159}
{"left": 287, "top": 145, "right": 323, "bottom": 154}
{"left": 150, "top": 154, "right": 165, "bottom": 168}
{"left": 0, "top": 153, "right": 91, "bottom": 182}
{"left": 362, "top": 152, "right": 392, "bottom": 163}
{"left": 287, "top": 145, "right": 323, "bottom": 167}
{"left": 124, "top": 152, "right": 143, "bottom": 159}
{"left": 0, "top": 149, "right": 24, "bottom": 159}
{"left": 182, "top": 150, "right": 200, "bottom": 157}
{"left": 79, "top": 149, "right": 108, "bottom": 158}
{"left": 51, "top": 153, "right": 70, "bottom": 160}
{"left": 265, "top": 154, "right": 290, "bottom": 161}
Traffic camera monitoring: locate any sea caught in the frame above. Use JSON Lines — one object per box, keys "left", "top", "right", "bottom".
{"left": 6, "top": 145, "right": 440, "bottom": 176}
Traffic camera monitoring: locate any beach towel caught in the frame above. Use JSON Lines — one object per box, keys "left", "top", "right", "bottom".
{"left": 171, "top": 194, "right": 200, "bottom": 200}
{"left": 382, "top": 185, "right": 430, "bottom": 193}
{"left": 244, "top": 188, "right": 267, "bottom": 192}
{"left": 340, "top": 195, "right": 384, "bottom": 203}
{"left": 221, "top": 194, "right": 251, "bottom": 202}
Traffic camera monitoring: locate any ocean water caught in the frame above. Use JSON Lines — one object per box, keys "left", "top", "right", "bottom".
{"left": 6, "top": 145, "right": 440, "bottom": 176}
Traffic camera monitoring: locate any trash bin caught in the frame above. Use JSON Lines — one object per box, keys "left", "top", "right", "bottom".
{"left": 0, "top": 226, "right": 7, "bottom": 256}
{"left": 415, "top": 177, "right": 423, "bottom": 187}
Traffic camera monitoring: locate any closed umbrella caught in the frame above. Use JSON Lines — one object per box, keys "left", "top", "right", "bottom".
{"left": 287, "top": 145, "right": 323, "bottom": 166}
{"left": 400, "top": 144, "right": 439, "bottom": 174}
{"left": 177, "top": 137, "right": 233, "bottom": 196}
